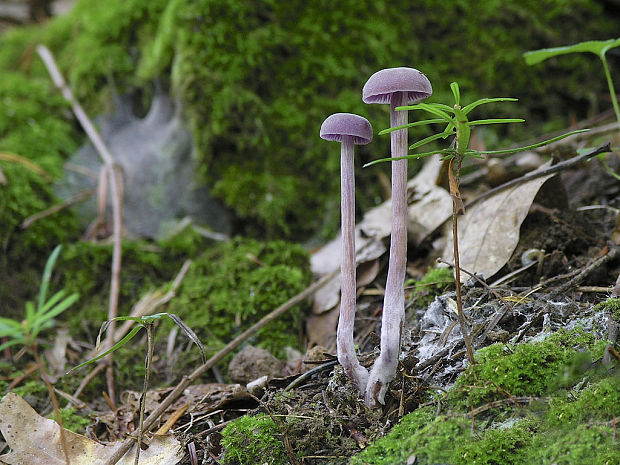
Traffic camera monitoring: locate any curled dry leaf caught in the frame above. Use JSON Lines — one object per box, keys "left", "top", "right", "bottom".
{"left": 442, "top": 162, "right": 556, "bottom": 282}
{"left": 0, "top": 392, "right": 183, "bottom": 465}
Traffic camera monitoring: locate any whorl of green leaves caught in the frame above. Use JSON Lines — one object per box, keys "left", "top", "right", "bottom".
{"left": 366, "top": 82, "right": 588, "bottom": 167}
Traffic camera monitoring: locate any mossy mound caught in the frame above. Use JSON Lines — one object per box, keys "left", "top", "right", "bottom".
{"left": 448, "top": 329, "right": 607, "bottom": 410}
{"left": 54, "top": 230, "right": 310, "bottom": 362}
{"left": 3, "top": 0, "right": 615, "bottom": 246}
{"left": 351, "top": 330, "right": 619, "bottom": 465}
{"left": 167, "top": 237, "right": 311, "bottom": 360}
{"left": 220, "top": 413, "right": 289, "bottom": 465}
{"left": 137, "top": 0, "right": 619, "bottom": 239}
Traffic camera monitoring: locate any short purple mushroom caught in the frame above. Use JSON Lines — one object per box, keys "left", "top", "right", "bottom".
{"left": 320, "top": 113, "right": 373, "bottom": 393}
{"left": 362, "top": 67, "right": 432, "bottom": 406}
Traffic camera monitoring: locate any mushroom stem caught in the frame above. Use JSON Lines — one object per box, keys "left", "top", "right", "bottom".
{"left": 365, "top": 91, "right": 408, "bottom": 406}
{"left": 337, "top": 136, "right": 369, "bottom": 391}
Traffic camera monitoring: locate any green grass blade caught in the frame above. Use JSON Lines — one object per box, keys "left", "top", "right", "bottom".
{"left": 31, "top": 293, "right": 78, "bottom": 339}
{"left": 409, "top": 131, "right": 454, "bottom": 151}
{"left": 378, "top": 119, "right": 445, "bottom": 135}
{"left": 37, "top": 245, "right": 62, "bottom": 311}
{"left": 396, "top": 103, "right": 454, "bottom": 120}
{"left": 25, "top": 301, "right": 35, "bottom": 324}
{"left": 165, "top": 313, "right": 207, "bottom": 364}
{"left": 468, "top": 118, "right": 525, "bottom": 126}
{"left": 450, "top": 82, "right": 461, "bottom": 106}
{"left": 0, "top": 317, "right": 23, "bottom": 330}
{"left": 68, "top": 325, "right": 143, "bottom": 373}
{"left": 523, "top": 38, "right": 620, "bottom": 64}
{"left": 462, "top": 98, "right": 518, "bottom": 115}
{"left": 38, "top": 293, "right": 78, "bottom": 323}
{"left": 0, "top": 338, "right": 27, "bottom": 352}
{"left": 364, "top": 148, "right": 456, "bottom": 167}
{"left": 35, "top": 290, "right": 66, "bottom": 318}
{"left": 475, "top": 129, "right": 589, "bottom": 155}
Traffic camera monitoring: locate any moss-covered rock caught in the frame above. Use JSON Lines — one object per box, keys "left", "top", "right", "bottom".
{"left": 220, "top": 413, "right": 289, "bottom": 465}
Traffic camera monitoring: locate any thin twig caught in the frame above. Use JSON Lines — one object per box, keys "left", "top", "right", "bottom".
{"left": 437, "top": 258, "right": 515, "bottom": 316}
{"left": 449, "top": 157, "right": 475, "bottom": 366}
{"left": 21, "top": 189, "right": 94, "bottom": 229}
{"left": 465, "top": 143, "right": 612, "bottom": 212}
{"left": 549, "top": 245, "right": 620, "bottom": 298}
{"left": 33, "top": 347, "right": 70, "bottom": 465}
{"left": 134, "top": 323, "right": 154, "bottom": 465}
{"left": 102, "top": 270, "right": 338, "bottom": 465}
{"left": 37, "top": 45, "right": 124, "bottom": 407}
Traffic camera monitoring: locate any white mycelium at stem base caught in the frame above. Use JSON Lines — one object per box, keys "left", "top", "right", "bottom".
{"left": 320, "top": 113, "right": 372, "bottom": 392}
{"left": 361, "top": 67, "right": 432, "bottom": 406}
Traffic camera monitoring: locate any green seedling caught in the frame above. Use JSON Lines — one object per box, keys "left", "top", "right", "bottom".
{"left": 524, "top": 38, "right": 620, "bottom": 181}
{"left": 366, "top": 82, "right": 587, "bottom": 365}
{"left": 0, "top": 246, "right": 79, "bottom": 352}
{"left": 69, "top": 312, "right": 205, "bottom": 465}
{"left": 524, "top": 38, "right": 620, "bottom": 131}
{"left": 0, "top": 245, "right": 78, "bottom": 465}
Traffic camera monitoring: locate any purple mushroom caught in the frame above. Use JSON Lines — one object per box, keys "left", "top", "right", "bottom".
{"left": 362, "top": 67, "right": 432, "bottom": 406}
{"left": 320, "top": 113, "right": 373, "bottom": 392}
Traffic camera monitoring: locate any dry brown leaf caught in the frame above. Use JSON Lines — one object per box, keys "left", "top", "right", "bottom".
{"left": 359, "top": 157, "right": 452, "bottom": 245}
{"left": 0, "top": 393, "right": 183, "bottom": 465}
{"left": 306, "top": 309, "right": 339, "bottom": 349}
{"left": 442, "top": 164, "right": 556, "bottom": 282}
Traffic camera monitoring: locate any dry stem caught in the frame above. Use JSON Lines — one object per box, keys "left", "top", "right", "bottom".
{"left": 37, "top": 45, "right": 124, "bottom": 407}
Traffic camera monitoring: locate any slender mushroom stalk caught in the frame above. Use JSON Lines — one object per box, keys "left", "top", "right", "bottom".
{"left": 362, "top": 68, "right": 432, "bottom": 406}
{"left": 320, "top": 113, "right": 373, "bottom": 393}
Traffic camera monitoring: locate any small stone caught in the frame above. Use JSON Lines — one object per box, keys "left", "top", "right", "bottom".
{"left": 228, "top": 345, "right": 283, "bottom": 383}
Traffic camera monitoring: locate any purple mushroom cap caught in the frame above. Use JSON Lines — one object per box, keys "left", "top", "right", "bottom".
{"left": 362, "top": 67, "right": 432, "bottom": 105}
{"left": 320, "top": 113, "right": 373, "bottom": 145}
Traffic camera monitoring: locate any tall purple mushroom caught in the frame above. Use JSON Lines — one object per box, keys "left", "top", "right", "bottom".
{"left": 362, "top": 67, "right": 432, "bottom": 406}
{"left": 320, "top": 113, "right": 373, "bottom": 392}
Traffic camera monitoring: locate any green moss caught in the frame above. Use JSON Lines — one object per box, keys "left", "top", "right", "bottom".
{"left": 594, "top": 297, "right": 620, "bottom": 322}
{"left": 0, "top": 71, "right": 81, "bottom": 307}
{"left": 456, "top": 420, "right": 535, "bottom": 465}
{"left": 167, "top": 238, "right": 311, "bottom": 360}
{"left": 448, "top": 329, "right": 606, "bottom": 410}
{"left": 39, "top": 0, "right": 169, "bottom": 111}
{"left": 407, "top": 266, "right": 454, "bottom": 306}
{"left": 10, "top": 380, "right": 48, "bottom": 399}
{"left": 353, "top": 330, "right": 618, "bottom": 465}
{"left": 221, "top": 414, "right": 288, "bottom": 465}
{"left": 547, "top": 376, "right": 620, "bottom": 428}
{"left": 137, "top": 0, "right": 617, "bottom": 240}
{"left": 50, "top": 406, "right": 91, "bottom": 434}
{"left": 526, "top": 423, "right": 618, "bottom": 465}
{"left": 350, "top": 407, "right": 468, "bottom": 465}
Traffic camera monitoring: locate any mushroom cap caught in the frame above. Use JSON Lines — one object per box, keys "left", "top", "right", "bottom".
{"left": 320, "top": 113, "right": 373, "bottom": 145}
{"left": 362, "top": 67, "right": 432, "bottom": 105}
